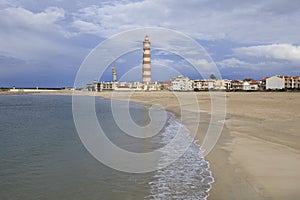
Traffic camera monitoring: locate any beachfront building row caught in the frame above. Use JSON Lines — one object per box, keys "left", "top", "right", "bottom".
{"left": 170, "top": 76, "right": 258, "bottom": 91}
{"left": 170, "top": 76, "right": 231, "bottom": 91}
{"left": 86, "top": 75, "right": 300, "bottom": 92}
{"left": 262, "top": 75, "right": 300, "bottom": 90}
{"left": 170, "top": 75, "right": 300, "bottom": 91}
{"left": 86, "top": 80, "right": 162, "bottom": 92}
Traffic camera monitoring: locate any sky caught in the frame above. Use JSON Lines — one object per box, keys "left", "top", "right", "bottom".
{"left": 0, "top": 0, "right": 300, "bottom": 87}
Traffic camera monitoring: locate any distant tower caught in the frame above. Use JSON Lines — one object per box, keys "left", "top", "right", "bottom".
{"left": 112, "top": 67, "right": 117, "bottom": 82}
{"left": 142, "top": 35, "right": 151, "bottom": 84}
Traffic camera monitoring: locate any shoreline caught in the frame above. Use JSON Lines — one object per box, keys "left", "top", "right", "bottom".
{"left": 93, "top": 91, "right": 300, "bottom": 200}
{"left": 2, "top": 91, "right": 300, "bottom": 199}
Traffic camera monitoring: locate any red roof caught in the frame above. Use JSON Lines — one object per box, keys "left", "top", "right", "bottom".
{"left": 262, "top": 77, "right": 269, "bottom": 81}
{"left": 117, "top": 86, "right": 130, "bottom": 88}
{"left": 250, "top": 81, "right": 259, "bottom": 85}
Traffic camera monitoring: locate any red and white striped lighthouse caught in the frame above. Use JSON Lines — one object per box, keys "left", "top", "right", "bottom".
{"left": 142, "top": 35, "right": 151, "bottom": 85}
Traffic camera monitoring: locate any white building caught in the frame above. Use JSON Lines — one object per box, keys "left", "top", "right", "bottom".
{"left": 194, "top": 80, "right": 215, "bottom": 90}
{"left": 171, "top": 75, "right": 193, "bottom": 91}
{"left": 266, "top": 76, "right": 285, "bottom": 90}
{"left": 243, "top": 80, "right": 259, "bottom": 91}
{"left": 101, "top": 82, "right": 116, "bottom": 91}
{"left": 214, "top": 80, "right": 231, "bottom": 90}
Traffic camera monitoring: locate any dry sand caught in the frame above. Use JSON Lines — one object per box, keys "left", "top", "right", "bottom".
{"left": 94, "top": 91, "right": 300, "bottom": 200}
{"left": 2, "top": 90, "right": 300, "bottom": 199}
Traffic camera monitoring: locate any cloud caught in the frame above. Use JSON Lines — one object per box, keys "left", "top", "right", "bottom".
{"left": 3, "top": 0, "right": 300, "bottom": 44}
{"left": 217, "top": 58, "right": 251, "bottom": 68}
{"left": 153, "top": 50, "right": 173, "bottom": 56}
{"left": 71, "top": 0, "right": 300, "bottom": 43}
{"left": 216, "top": 55, "right": 300, "bottom": 80}
{"left": 151, "top": 57, "right": 215, "bottom": 79}
{"left": 234, "top": 44, "right": 300, "bottom": 64}
{"left": 1, "top": 6, "right": 65, "bottom": 29}
{"left": 260, "top": 0, "right": 300, "bottom": 15}
{"left": 1, "top": 0, "right": 300, "bottom": 86}
{"left": 0, "top": 7, "right": 74, "bottom": 60}
{"left": 0, "top": 0, "right": 14, "bottom": 7}
{"left": 151, "top": 58, "right": 173, "bottom": 66}
{"left": 72, "top": 19, "right": 102, "bottom": 34}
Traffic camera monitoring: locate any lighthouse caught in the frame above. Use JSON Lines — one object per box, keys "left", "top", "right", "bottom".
{"left": 112, "top": 67, "right": 117, "bottom": 82}
{"left": 142, "top": 35, "right": 151, "bottom": 85}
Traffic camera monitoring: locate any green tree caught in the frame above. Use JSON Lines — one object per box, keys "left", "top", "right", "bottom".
{"left": 210, "top": 74, "right": 216, "bottom": 80}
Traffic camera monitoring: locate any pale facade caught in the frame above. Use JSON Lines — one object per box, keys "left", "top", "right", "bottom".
{"left": 266, "top": 76, "right": 285, "bottom": 90}
{"left": 282, "top": 76, "right": 300, "bottom": 89}
{"left": 171, "top": 76, "right": 193, "bottom": 91}
{"left": 243, "top": 80, "right": 259, "bottom": 91}
{"left": 214, "top": 80, "right": 231, "bottom": 90}
{"left": 193, "top": 80, "right": 215, "bottom": 90}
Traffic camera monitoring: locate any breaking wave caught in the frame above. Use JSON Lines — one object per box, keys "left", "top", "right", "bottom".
{"left": 145, "top": 115, "right": 214, "bottom": 200}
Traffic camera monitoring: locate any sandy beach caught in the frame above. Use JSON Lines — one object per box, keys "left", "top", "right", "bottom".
{"left": 2, "top": 90, "right": 300, "bottom": 199}
{"left": 93, "top": 91, "right": 300, "bottom": 200}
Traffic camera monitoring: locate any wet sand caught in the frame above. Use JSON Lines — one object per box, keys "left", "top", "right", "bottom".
{"left": 2, "top": 90, "right": 300, "bottom": 199}
{"left": 94, "top": 91, "right": 300, "bottom": 200}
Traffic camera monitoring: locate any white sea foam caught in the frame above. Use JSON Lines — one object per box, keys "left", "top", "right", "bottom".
{"left": 145, "top": 115, "right": 214, "bottom": 200}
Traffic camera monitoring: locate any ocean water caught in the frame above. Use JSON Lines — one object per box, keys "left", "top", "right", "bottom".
{"left": 0, "top": 95, "right": 213, "bottom": 200}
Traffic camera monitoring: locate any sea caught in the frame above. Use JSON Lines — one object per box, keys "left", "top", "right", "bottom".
{"left": 0, "top": 94, "right": 213, "bottom": 200}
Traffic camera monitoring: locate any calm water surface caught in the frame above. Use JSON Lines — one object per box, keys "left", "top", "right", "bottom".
{"left": 0, "top": 95, "right": 213, "bottom": 200}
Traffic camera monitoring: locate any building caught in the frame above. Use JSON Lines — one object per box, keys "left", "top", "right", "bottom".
{"left": 160, "top": 80, "right": 172, "bottom": 90}
{"left": 142, "top": 35, "right": 151, "bottom": 85}
{"left": 279, "top": 76, "right": 300, "bottom": 90}
{"left": 261, "top": 77, "right": 269, "bottom": 90}
{"left": 87, "top": 67, "right": 118, "bottom": 92}
{"left": 101, "top": 82, "right": 115, "bottom": 91}
{"left": 86, "top": 80, "right": 101, "bottom": 92}
{"left": 130, "top": 82, "right": 144, "bottom": 90}
{"left": 231, "top": 80, "right": 244, "bottom": 90}
{"left": 266, "top": 76, "right": 285, "bottom": 90}
{"left": 290, "top": 76, "right": 300, "bottom": 89}
{"left": 112, "top": 67, "right": 117, "bottom": 83}
{"left": 193, "top": 80, "right": 215, "bottom": 90}
{"left": 214, "top": 79, "right": 231, "bottom": 90}
{"left": 171, "top": 75, "right": 193, "bottom": 91}
{"left": 243, "top": 80, "right": 259, "bottom": 91}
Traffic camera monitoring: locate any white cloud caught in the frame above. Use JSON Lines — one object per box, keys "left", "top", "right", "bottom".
{"left": 72, "top": 20, "right": 102, "bottom": 34}
{"left": 1, "top": 6, "right": 65, "bottom": 28}
{"left": 217, "top": 58, "right": 251, "bottom": 68}
{"left": 1, "top": 0, "right": 300, "bottom": 86}
{"left": 0, "top": 7, "right": 75, "bottom": 60}
{"left": 234, "top": 44, "right": 300, "bottom": 64}
{"left": 0, "top": 0, "right": 14, "bottom": 7}
{"left": 153, "top": 50, "right": 173, "bottom": 56}
{"left": 151, "top": 57, "right": 217, "bottom": 79}
{"left": 0, "top": 0, "right": 9, "bottom": 4}
{"left": 71, "top": 0, "right": 300, "bottom": 43}
{"left": 152, "top": 58, "right": 212, "bottom": 71}
{"left": 151, "top": 58, "right": 174, "bottom": 66}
